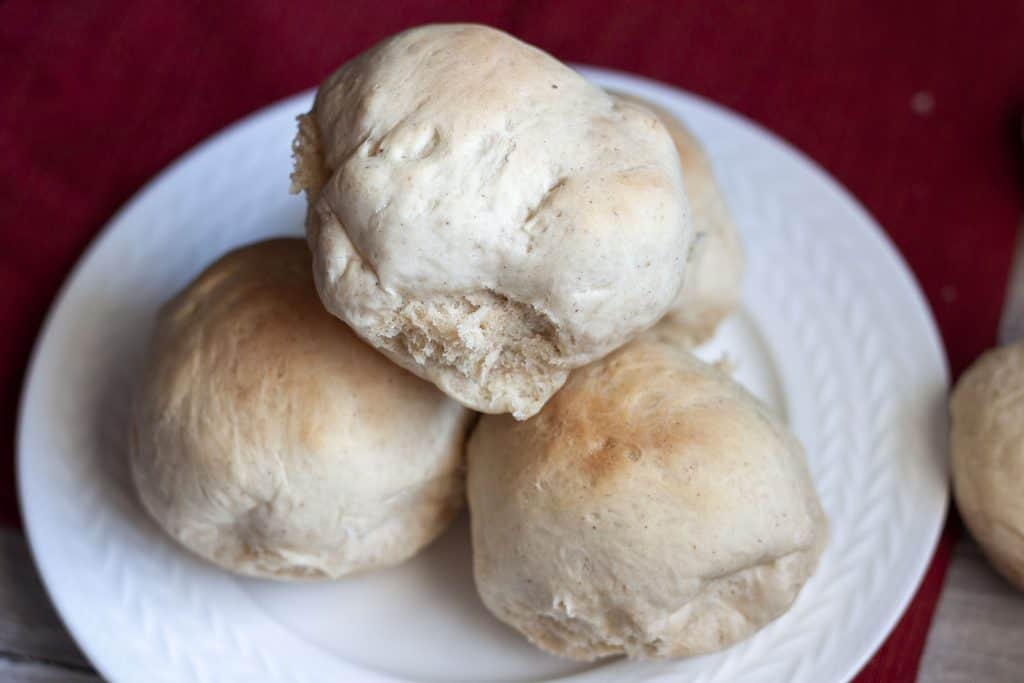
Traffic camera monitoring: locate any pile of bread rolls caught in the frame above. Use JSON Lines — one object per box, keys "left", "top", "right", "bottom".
{"left": 131, "top": 24, "right": 827, "bottom": 661}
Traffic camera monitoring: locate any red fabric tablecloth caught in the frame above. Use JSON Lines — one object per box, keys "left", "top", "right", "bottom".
{"left": 2, "top": 2, "right": 1022, "bottom": 680}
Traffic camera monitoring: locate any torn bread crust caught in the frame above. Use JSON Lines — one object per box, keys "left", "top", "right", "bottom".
{"left": 292, "top": 25, "right": 693, "bottom": 418}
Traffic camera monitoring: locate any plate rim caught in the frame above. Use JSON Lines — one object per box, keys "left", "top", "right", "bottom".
{"left": 596, "top": 69, "right": 952, "bottom": 679}
{"left": 16, "top": 66, "right": 950, "bottom": 683}
{"left": 15, "top": 88, "right": 321, "bottom": 683}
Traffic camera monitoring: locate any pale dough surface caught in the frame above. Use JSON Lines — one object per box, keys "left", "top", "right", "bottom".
{"left": 950, "top": 340, "right": 1024, "bottom": 590}
{"left": 468, "top": 321, "right": 827, "bottom": 659}
{"left": 294, "top": 24, "right": 693, "bottom": 419}
{"left": 131, "top": 239, "right": 472, "bottom": 580}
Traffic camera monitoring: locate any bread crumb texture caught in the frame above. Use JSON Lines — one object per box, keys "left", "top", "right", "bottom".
{"left": 293, "top": 24, "right": 693, "bottom": 419}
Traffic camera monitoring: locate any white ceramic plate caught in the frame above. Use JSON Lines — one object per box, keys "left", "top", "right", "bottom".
{"left": 18, "top": 68, "right": 949, "bottom": 683}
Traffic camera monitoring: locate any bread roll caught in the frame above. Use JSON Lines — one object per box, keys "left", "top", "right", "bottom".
{"left": 292, "top": 24, "right": 693, "bottom": 420}
{"left": 950, "top": 340, "right": 1024, "bottom": 589}
{"left": 467, "top": 322, "right": 827, "bottom": 659}
{"left": 612, "top": 93, "right": 744, "bottom": 344}
{"left": 130, "top": 239, "right": 473, "bottom": 580}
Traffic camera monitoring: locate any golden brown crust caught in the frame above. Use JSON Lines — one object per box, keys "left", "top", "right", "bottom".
{"left": 132, "top": 239, "right": 472, "bottom": 580}
{"left": 468, "top": 321, "right": 827, "bottom": 660}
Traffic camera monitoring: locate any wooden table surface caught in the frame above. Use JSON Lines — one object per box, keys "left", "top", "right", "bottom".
{"left": 0, "top": 528, "right": 96, "bottom": 681}
{"left": 4, "top": 227, "right": 1023, "bottom": 682}
{"left": 916, "top": 220, "right": 1024, "bottom": 683}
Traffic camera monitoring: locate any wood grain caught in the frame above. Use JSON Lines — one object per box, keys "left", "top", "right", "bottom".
{"left": 0, "top": 529, "right": 97, "bottom": 680}
{"left": 918, "top": 538, "right": 1024, "bottom": 683}
{"left": 0, "top": 660, "right": 100, "bottom": 683}
{"left": 918, "top": 216, "right": 1024, "bottom": 682}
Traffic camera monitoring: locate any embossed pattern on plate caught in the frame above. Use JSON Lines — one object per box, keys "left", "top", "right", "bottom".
{"left": 18, "top": 68, "right": 949, "bottom": 683}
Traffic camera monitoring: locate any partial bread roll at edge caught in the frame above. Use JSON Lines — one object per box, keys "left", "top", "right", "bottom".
{"left": 612, "top": 92, "right": 744, "bottom": 345}
{"left": 950, "top": 340, "right": 1024, "bottom": 590}
{"left": 468, "top": 321, "right": 827, "bottom": 659}
{"left": 131, "top": 239, "right": 473, "bottom": 580}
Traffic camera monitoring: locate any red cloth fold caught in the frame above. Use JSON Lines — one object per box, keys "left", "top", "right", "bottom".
{"left": 2, "top": 2, "right": 1022, "bottom": 680}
